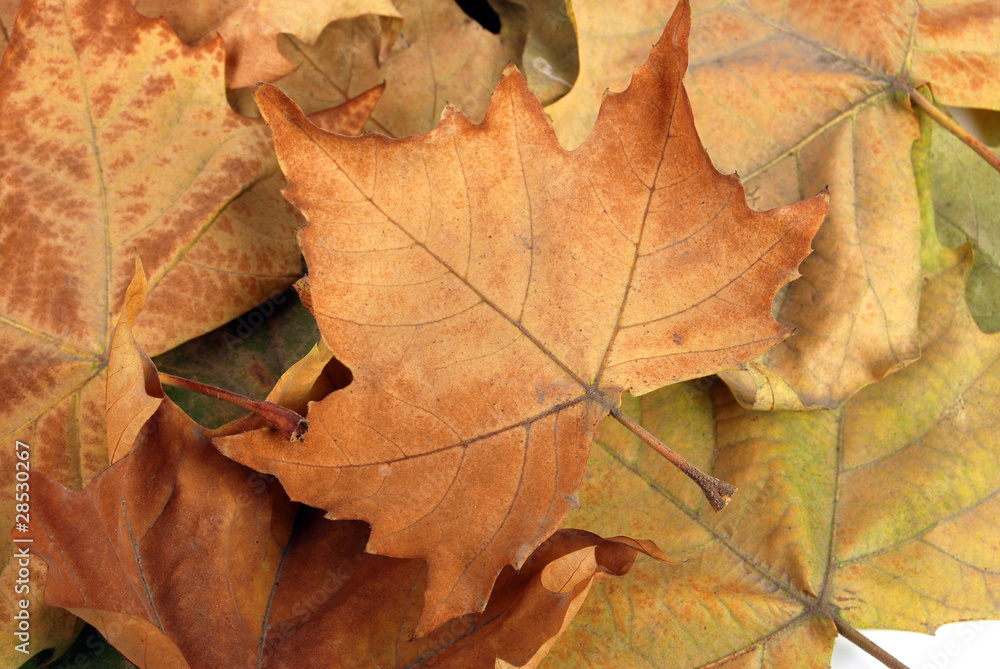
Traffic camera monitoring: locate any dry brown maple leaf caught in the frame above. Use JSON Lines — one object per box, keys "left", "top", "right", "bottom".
{"left": 0, "top": 0, "right": 380, "bottom": 658}
{"left": 546, "top": 0, "right": 1000, "bottom": 409}
{"left": 25, "top": 264, "right": 667, "bottom": 668}
{"left": 216, "top": 0, "right": 828, "bottom": 634}
{"left": 231, "top": 0, "right": 507, "bottom": 138}
{"left": 132, "top": 0, "right": 403, "bottom": 88}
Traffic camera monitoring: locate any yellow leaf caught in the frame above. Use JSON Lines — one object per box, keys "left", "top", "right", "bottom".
{"left": 545, "top": 247, "right": 1000, "bottom": 666}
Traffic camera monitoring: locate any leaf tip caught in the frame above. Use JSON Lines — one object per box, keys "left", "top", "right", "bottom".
{"left": 253, "top": 83, "right": 303, "bottom": 129}
{"left": 496, "top": 61, "right": 529, "bottom": 92}
{"left": 666, "top": 0, "right": 692, "bottom": 53}
{"left": 122, "top": 255, "right": 148, "bottom": 329}
{"left": 501, "top": 61, "right": 520, "bottom": 78}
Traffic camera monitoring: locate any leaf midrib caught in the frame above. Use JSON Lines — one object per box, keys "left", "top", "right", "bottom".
{"left": 61, "top": 0, "right": 114, "bottom": 356}
{"left": 278, "top": 97, "right": 600, "bottom": 404}
{"left": 596, "top": 438, "right": 814, "bottom": 607}
{"left": 272, "top": 55, "right": 694, "bottom": 421}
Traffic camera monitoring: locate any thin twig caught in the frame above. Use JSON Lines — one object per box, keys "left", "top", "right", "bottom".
{"left": 158, "top": 372, "right": 308, "bottom": 440}
{"left": 907, "top": 86, "right": 1000, "bottom": 175}
{"left": 834, "top": 616, "right": 911, "bottom": 669}
{"left": 609, "top": 406, "right": 736, "bottom": 511}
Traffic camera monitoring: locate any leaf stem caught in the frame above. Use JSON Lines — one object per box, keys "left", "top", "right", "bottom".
{"left": 609, "top": 406, "right": 736, "bottom": 511}
{"left": 907, "top": 86, "right": 1000, "bottom": 176}
{"left": 834, "top": 616, "right": 911, "bottom": 669}
{"left": 157, "top": 372, "right": 308, "bottom": 440}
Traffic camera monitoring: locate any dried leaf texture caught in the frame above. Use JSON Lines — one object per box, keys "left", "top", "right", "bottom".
{"left": 133, "top": 0, "right": 403, "bottom": 88}
{"left": 219, "top": 1, "right": 826, "bottom": 634}
{"left": 546, "top": 0, "right": 1000, "bottom": 409}
{"left": 910, "top": 0, "right": 1000, "bottom": 109}
{"left": 232, "top": 0, "right": 507, "bottom": 138}
{"left": 543, "top": 247, "right": 1000, "bottom": 667}
{"left": 0, "top": 0, "right": 379, "bottom": 657}
{"left": 27, "top": 268, "right": 668, "bottom": 667}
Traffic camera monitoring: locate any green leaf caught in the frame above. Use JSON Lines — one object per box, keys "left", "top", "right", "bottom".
{"left": 928, "top": 106, "right": 1000, "bottom": 333}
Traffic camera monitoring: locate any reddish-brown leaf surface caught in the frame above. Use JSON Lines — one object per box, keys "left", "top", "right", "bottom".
{"left": 216, "top": 1, "right": 828, "bottom": 634}
{"left": 0, "top": 0, "right": 379, "bottom": 658}
{"left": 26, "top": 265, "right": 667, "bottom": 668}
{"left": 132, "top": 0, "right": 403, "bottom": 88}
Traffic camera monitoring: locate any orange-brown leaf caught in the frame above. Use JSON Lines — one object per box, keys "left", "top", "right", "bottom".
{"left": 217, "top": 0, "right": 827, "bottom": 634}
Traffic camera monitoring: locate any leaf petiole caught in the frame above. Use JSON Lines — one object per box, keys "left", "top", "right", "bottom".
{"left": 609, "top": 406, "right": 736, "bottom": 511}
{"left": 157, "top": 372, "right": 308, "bottom": 440}
{"left": 907, "top": 85, "right": 1000, "bottom": 176}
{"left": 834, "top": 616, "right": 912, "bottom": 669}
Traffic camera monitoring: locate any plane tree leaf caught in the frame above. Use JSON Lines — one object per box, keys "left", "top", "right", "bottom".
{"left": 545, "top": 0, "right": 1000, "bottom": 409}
{"left": 541, "top": 247, "right": 1000, "bottom": 667}
{"left": 216, "top": 0, "right": 827, "bottom": 635}
{"left": 0, "top": 0, "right": 379, "bottom": 660}
{"left": 132, "top": 0, "right": 403, "bottom": 88}
{"left": 230, "top": 0, "right": 508, "bottom": 138}
{"left": 25, "top": 265, "right": 668, "bottom": 668}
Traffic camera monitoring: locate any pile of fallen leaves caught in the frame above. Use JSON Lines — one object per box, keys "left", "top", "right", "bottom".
{"left": 1, "top": 0, "right": 998, "bottom": 667}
